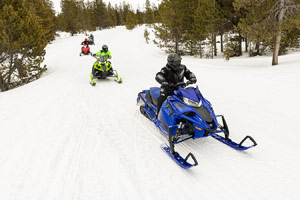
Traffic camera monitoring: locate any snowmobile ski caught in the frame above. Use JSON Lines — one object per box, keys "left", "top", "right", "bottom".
{"left": 90, "top": 82, "right": 96, "bottom": 86}
{"left": 114, "top": 79, "right": 122, "bottom": 83}
{"left": 161, "top": 144, "right": 198, "bottom": 169}
{"left": 211, "top": 133, "right": 257, "bottom": 151}
{"left": 113, "top": 70, "right": 122, "bottom": 83}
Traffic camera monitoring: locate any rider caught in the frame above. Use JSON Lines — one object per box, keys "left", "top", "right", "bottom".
{"left": 94, "top": 45, "right": 111, "bottom": 59}
{"left": 93, "top": 45, "right": 112, "bottom": 73}
{"left": 90, "top": 45, "right": 113, "bottom": 85}
{"left": 81, "top": 38, "right": 90, "bottom": 55}
{"left": 155, "top": 53, "right": 197, "bottom": 116}
{"left": 81, "top": 38, "right": 89, "bottom": 46}
{"left": 88, "top": 34, "right": 94, "bottom": 42}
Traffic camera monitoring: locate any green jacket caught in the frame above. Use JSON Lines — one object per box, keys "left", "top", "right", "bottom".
{"left": 95, "top": 50, "right": 111, "bottom": 59}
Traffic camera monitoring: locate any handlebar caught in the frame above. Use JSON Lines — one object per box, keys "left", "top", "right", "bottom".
{"left": 92, "top": 54, "right": 109, "bottom": 59}
{"left": 175, "top": 82, "right": 188, "bottom": 87}
{"left": 163, "top": 82, "right": 192, "bottom": 89}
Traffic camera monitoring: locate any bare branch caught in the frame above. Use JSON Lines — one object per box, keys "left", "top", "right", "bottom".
{"left": 284, "top": 4, "right": 300, "bottom": 18}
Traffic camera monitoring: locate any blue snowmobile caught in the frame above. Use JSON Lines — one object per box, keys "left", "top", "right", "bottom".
{"left": 137, "top": 82, "right": 257, "bottom": 169}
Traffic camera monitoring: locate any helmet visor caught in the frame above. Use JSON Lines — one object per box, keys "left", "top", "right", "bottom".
{"left": 102, "top": 45, "right": 108, "bottom": 52}
{"left": 169, "top": 60, "right": 181, "bottom": 67}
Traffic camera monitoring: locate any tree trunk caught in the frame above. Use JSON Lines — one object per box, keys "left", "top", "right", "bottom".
{"left": 220, "top": 33, "right": 223, "bottom": 52}
{"left": 175, "top": 36, "right": 179, "bottom": 54}
{"left": 256, "top": 43, "right": 260, "bottom": 55}
{"left": 0, "top": 75, "right": 4, "bottom": 92}
{"left": 238, "top": 31, "right": 242, "bottom": 56}
{"left": 199, "top": 38, "right": 203, "bottom": 58}
{"left": 190, "top": 40, "right": 194, "bottom": 56}
{"left": 211, "top": 34, "right": 214, "bottom": 59}
{"left": 272, "top": 0, "right": 285, "bottom": 66}
{"left": 214, "top": 33, "right": 217, "bottom": 56}
{"left": 272, "top": 32, "right": 282, "bottom": 65}
{"left": 16, "top": 57, "right": 25, "bottom": 80}
{"left": 245, "top": 36, "right": 248, "bottom": 52}
{"left": 249, "top": 42, "right": 251, "bottom": 56}
{"left": 7, "top": 54, "right": 14, "bottom": 88}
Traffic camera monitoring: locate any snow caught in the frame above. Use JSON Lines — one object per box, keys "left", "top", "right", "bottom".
{"left": 1, "top": 25, "right": 300, "bottom": 200}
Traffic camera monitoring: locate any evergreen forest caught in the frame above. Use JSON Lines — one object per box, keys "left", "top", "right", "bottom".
{"left": 1, "top": 0, "right": 300, "bottom": 91}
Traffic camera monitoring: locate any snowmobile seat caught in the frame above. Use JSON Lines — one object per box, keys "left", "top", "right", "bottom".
{"left": 149, "top": 87, "right": 160, "bottom": 106}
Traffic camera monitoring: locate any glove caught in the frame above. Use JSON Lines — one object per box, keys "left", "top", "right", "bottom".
{"left": 187, "top": 78, "right": 196, "bottom": 85}
{"left": 186, "top": 80, "right": 193, "bottom": 85}
{"left": 161, "top": 82, "right": 169, "bottom": 88}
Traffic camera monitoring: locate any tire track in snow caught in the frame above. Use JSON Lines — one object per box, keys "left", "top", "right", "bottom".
{"left": 56, "top": 99, "right": 103, "bottom": 200}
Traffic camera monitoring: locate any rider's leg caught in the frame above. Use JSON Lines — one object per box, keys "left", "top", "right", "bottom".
{"left": 91, "top": 67, "right": 96, "bottom": 84}
{"left": 107, "top": 61, "right": 114, "bottom": 75}
{"left": 156, "top": 87, "right": 173, "bottom": 118}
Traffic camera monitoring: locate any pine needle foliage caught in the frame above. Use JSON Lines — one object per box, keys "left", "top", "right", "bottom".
{"left": 0, "top": 0, "right": 54, "bottom": 91}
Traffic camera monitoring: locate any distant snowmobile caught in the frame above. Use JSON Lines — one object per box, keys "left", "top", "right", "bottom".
{"left": 90, "top": 54, "right": 122, "bottom": 86}
{"left": 88, "top": 34, "right": 95, "bottom": 45}
{"left": 80, "top": 45, "right": 91, "bottom": 56}
{"left": 137, "top": 82, "right": 257, "bottom": 169}
{"left": 87, "top": 38, "right": 94, "bottom": 45}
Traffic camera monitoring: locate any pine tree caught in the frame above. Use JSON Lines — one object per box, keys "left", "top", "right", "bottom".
{"left": 87, "top": 1, "right": 97, "bottom": 30}
{"left": 121, "top": 2, "right": 130, "bottom": 25}
{"left": 93, "top": 0, "right": 109, "bottom": 28}
{"left": 215, "top": 0, "right": 238, "bottom": 53}
{"left": 60, "top": 0, "right": 81, "bottom": 35}
{"left": 144, "top": 28, "right": 150, "bottom": 43}
{"left": 126, "top": 11, "right": 138, "bottom": 30}
{"left": 77, "top": 0, "right": 92, "bottom": 32}
{"left": 234, "top": 0, "right": 271, "bottom": 56}
{"left": 179, "top": 0, "right": 198, "bottom": 55}
{"left": 235, "top": 0, "right": 300, "bottom": 65}
{"left": 152, "top": 3, "right": 161, "bottom": 23}
{"left": 136, "top": 8, "right": 144, "bottom": 24}
{"left": 107, "top": 3, "right": 117, "bottom": 27}
{"left": 145, "top": 0, "right": 154, "bottom": 24}
{"left": 153, "top": 0, "right": 187, "bottom": 54}
{"left": 0, "top": 0, "right": 51, "bottom": 91}
{"left": 115, "top": 4, "right": 124, "bottom": 25}
{"left": 192, "top": 0, "right": 215, "bottom": 57}
{"left": 28, "top": 0, "right": 56, "bottom": 42}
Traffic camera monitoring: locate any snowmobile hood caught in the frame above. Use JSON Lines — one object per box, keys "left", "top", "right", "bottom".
{"left": 178, "top": 86, "right": 202, "bottom": 102}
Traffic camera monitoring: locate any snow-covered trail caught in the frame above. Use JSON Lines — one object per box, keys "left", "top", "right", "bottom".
{"left": 1, "top": 26, "right": 300, "bottom": 200}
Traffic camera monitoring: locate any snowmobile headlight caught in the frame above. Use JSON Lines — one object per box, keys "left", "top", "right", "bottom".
{"left": 183, "top": 97, "right": 202, "bottom": 107}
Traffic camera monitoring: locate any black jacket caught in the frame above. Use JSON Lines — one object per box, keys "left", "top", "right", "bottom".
{"left": 155, "top": 64, "right": 196, "bottom": 85}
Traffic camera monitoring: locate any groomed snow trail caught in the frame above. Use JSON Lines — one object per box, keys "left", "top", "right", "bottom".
{"left": 1, "top": 26, "right": 300, "bottom": 200}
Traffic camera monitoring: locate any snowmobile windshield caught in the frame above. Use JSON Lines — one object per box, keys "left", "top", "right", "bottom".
{"left": 178, "top": 86, "right": 201, "bottom": 103}
{"left": 98, "top": 55, "right": 107, "bottom": 64}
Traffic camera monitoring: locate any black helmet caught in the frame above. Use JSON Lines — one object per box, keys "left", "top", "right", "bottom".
{"left": 102, "top": 45, "right": 108, "bottom": 52}
{"left": 167, "top": 53, "right": 182, "bottom": 71}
